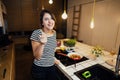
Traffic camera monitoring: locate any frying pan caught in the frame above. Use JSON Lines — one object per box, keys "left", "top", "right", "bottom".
{"left": 67, "top": 52, "right": 83, "bottom": 60}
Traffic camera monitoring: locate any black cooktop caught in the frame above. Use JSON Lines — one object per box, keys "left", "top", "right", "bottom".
{"left": 55, "top": 49, "right": 88, "bottom": 67}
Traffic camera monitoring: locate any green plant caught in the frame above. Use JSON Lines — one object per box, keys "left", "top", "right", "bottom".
{"left": 64, "top": 39, "right": 76, "bottom": 47}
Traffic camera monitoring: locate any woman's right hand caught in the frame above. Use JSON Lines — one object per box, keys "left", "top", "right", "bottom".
{"left": 39, "top": 33, "right": 47, "bottom": 44}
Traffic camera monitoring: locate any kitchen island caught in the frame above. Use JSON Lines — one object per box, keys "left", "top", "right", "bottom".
{"left": 55, "top": 41, "right": 118, "bottom": 80}
{"left": 0, "top": 44, "right": 15, "bottom": 80}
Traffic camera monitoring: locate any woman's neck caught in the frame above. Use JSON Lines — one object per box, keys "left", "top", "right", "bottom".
{"left": 42, "top": 28, "right": 53, "bottom": 35}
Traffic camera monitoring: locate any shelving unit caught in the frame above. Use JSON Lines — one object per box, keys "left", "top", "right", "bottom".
{"left": 72, "top": 5, "right": 81, "bottom": 39}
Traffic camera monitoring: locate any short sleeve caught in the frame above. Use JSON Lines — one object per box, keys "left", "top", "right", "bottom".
{"left": 30, "top": 29, "right": 42, "bottom": 42}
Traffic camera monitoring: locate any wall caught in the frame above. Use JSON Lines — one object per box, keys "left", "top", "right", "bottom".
{"left": 3, "top": 0, "right": 65, "bottom": 38}
{"left": 67, "top": 0, "right": 120, "bottom": 52}
{"left": 4, "top": 0, "right": 37, "bottom": 31}
{"left": 67, "top": 7, "right": 73, "bottom": 38}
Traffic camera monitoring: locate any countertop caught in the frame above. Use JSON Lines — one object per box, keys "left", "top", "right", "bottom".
{"left": 56, "top": 41, "right": 117, "bottom": 80}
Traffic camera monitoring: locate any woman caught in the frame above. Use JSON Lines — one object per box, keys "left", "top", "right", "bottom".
{"left": 30, "top": 10, "right": 60, "bottom": 80}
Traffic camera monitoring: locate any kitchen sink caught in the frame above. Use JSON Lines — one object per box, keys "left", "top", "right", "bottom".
{"left": 74, "top": 64, "right": 120, "bottom": 80}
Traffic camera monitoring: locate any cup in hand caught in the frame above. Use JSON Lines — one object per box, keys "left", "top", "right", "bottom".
{"left": 39, "top": 33, "right": 47, "bottom": 44}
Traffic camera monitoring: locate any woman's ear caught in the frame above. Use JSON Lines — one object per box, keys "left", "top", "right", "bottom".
{"left": 42, "top": 23, "right": 44, "bottom": 26}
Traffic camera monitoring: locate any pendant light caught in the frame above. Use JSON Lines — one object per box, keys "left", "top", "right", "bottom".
{"left": 42, "top": 0, "right": 45, "bottom": 10}
{"left": 42, "top": 5, "right": 45, "bottom": 10}
{"left": 90, "top": 0, "right": 95, "bottom": 29}
{"left": 61, "top": 0, "right": 68, "bottom": 19}
{"left": 49, "top": 0, "right": 53, "bottom": 4}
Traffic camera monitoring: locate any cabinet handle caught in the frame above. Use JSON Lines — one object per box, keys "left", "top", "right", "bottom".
{"left": 3, "top": 68, "right": 6, "bottom": 79}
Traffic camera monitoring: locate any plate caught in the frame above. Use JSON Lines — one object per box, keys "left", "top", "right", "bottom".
{"left": 67, "top": 52, "right": 83, "bottom": 60}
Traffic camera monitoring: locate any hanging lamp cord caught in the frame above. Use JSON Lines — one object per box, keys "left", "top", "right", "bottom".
{"left": 92, "top": 0, "right": 95, "bottom": 18}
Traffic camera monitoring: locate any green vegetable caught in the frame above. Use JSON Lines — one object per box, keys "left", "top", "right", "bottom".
{"left": 64, "top": 39, "right": 76, "bottom": 47}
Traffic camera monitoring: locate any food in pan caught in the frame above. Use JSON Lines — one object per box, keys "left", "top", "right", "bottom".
{"left": 67, "top": 52, "right": 83, "bottom": 60}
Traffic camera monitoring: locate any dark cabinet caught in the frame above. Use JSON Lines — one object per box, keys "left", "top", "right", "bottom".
{"left": 55, "top": 66, "right": 69, "bottom": 80}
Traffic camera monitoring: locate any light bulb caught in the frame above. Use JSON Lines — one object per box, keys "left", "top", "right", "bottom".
{"left": 49, "top": 0, "right": 53, "bottom": 4}
{"left": 90, "top": 18, "right": 94, "bottom": 29}
{"left": 42, "top": 5, "right": 44, "bottom": 10}
{"left": 61, "top": 10, "right": 68, "bottom": 19}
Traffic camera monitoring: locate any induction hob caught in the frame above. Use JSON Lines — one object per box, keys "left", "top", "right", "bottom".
{"left": 55, "top": 49, "right": 88, "bottom": 67}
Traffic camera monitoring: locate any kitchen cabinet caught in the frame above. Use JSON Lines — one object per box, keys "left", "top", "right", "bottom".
{"left": 0, "top": 44, "right": 15, "bottom": 80}
{"left": 55, "top": 66, "right": 69, "bottom": 80}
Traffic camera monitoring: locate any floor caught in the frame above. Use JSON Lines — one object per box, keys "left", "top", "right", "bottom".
{"left": 15, "top": 44, "right": 69, "bottom": 80}
{"left": 15, "top": 44, "right": 33, "bottom": 80}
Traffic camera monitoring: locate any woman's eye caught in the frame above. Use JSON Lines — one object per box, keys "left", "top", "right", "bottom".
{"left": 44, "top": 18, "right": 53, "bottom": 21}
{"left": 44, "top": 18, "right": 49, "bottom": 21}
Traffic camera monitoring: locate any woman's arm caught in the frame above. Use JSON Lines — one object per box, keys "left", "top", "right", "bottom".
{"left": 31, "top": 32, "right": 47, "bottom": 60}
{"left": 31, "top": 41, "right": 45, "bottom": 60}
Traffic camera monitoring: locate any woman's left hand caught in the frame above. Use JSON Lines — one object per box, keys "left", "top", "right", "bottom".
{"left": 54, "top": 59, "right": 60, "bottom": 65}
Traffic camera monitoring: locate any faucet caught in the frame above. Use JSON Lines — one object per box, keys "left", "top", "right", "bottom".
{"left": 115, "top": 46, "right": 120, "bottom": 77}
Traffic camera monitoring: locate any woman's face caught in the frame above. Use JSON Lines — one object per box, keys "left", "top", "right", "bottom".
{"left": 42, "top": 13, "right": 55, "bottom": 30}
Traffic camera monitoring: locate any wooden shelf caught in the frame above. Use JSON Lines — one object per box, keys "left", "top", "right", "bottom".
{"left": 72, "top": 5, "right": 81, "bottom": 39}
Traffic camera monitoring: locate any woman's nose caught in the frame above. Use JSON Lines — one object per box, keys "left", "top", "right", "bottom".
{"left": 49, "top": 19, "right": 53, "bottom": 23}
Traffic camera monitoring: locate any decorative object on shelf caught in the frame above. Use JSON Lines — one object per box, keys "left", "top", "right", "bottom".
{"left": 91, "top": 46, "right": 103, "bottom": 57}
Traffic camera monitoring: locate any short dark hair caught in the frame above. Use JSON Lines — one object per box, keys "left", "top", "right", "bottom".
{"left": 40, "top": 10, "right": 56, "bottom": 28}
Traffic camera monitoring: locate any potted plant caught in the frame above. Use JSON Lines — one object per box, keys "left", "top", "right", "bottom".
{"left": 91, "top": 46, "right": 103, "bottom": 57}
{"left": 64, "top": 39, "right": 76, "bottom": 47}
{"left": 63, "top": 39, "right": 76, "bottom": 52}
